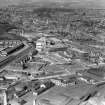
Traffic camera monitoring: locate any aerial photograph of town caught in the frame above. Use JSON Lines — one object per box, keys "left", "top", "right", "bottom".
{"left": 0, "top": 0, "right": 105, "bottom": 105}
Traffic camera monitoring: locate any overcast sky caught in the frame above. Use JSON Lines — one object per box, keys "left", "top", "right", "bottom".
{"left": 0, "top": 0, "right": 105, "bottom": 8}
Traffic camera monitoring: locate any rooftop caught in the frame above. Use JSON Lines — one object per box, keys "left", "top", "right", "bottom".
{"left": 36, "top": 83, "right": 93, "bottom": 105}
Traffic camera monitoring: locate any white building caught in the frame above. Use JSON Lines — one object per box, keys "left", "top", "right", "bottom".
{"left": 36, "top": 37, "right": 46, "bottom": 52}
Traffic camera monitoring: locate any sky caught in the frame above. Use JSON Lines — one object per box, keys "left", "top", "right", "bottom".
{"left": 0, "top": 0, "right": 105, "bottom": 8}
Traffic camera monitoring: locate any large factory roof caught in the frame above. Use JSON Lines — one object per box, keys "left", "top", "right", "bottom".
{"left": 36, "top": 83, "right": 93, "bottom": 105}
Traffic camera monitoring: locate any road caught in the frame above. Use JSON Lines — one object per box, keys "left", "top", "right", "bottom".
{"left": 32, "top": 71, "right": 76, "bottom": 80}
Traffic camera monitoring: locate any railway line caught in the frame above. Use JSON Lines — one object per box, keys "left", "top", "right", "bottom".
{"left": 0, "top": 44, "right": 32, "bottom": 72}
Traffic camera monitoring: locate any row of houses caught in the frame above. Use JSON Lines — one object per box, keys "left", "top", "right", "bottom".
{"left": 0, "top": 40, "right": 22, "bottom": 48}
